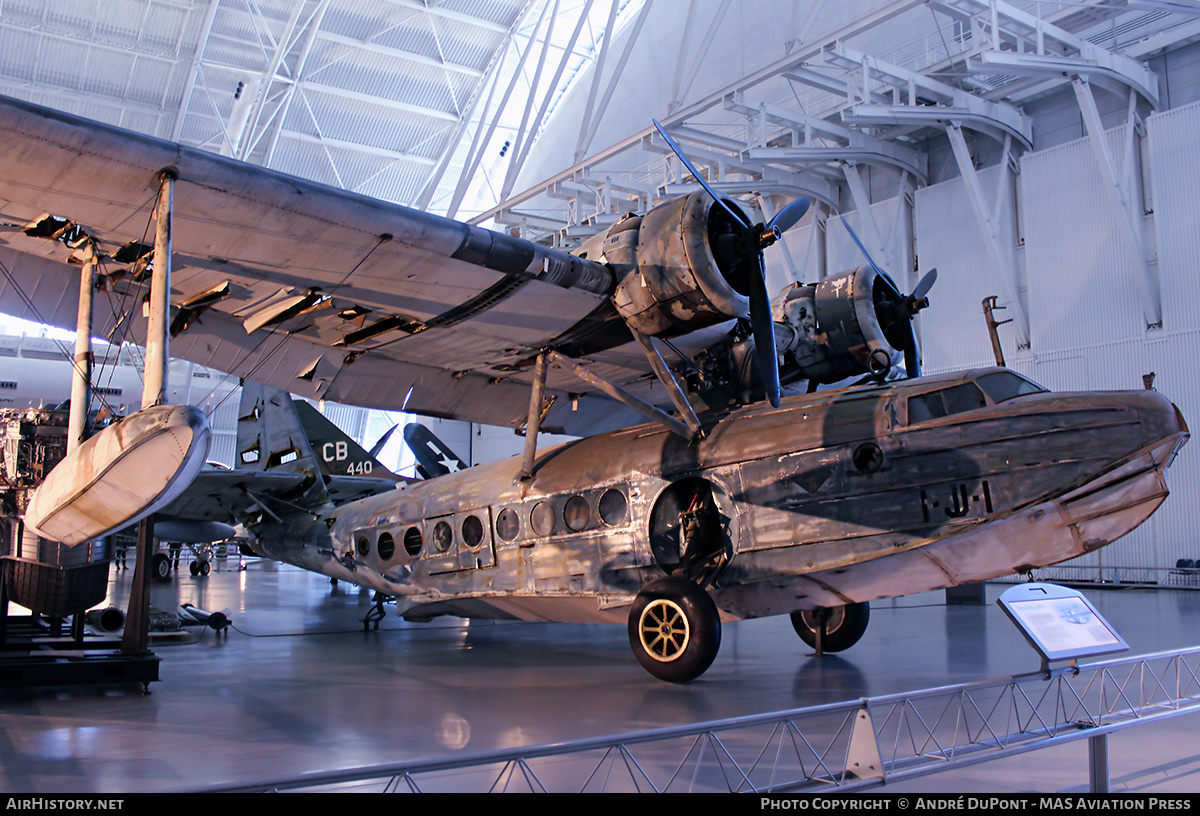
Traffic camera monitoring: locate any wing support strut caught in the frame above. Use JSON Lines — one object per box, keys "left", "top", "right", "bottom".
{"left": 124, "top": 169, "right": 175, "bottom": 658}
{"left": 547, "top": 351, "right": 695, "bottom": 440}
{"left": 518, "top": 353, "right": 549, "bottom": 482}
{"left": 517, "top": 348, "right": 698, "bottom": 481}
{"left": 630, "top": 331, "right": 704, "bottom": 439}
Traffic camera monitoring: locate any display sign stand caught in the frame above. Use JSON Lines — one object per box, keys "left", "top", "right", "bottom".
{"left": 997, "top": 582, "right": 1128, "bottom": 675}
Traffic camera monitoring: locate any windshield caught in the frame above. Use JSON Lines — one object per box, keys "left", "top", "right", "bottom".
{"left": 907, "top": 382, "right": 987, "bottom": 424}
{"left": 975, "top": 371, "right": 1045, "bottom": 403}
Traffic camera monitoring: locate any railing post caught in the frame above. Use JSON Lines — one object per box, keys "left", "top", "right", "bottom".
{"left": 1089, "top": 734, "right": 1109, "bottom": 793}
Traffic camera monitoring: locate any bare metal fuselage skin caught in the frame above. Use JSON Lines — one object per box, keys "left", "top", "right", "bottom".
{"left": 249, "top": 367, "right": 1187, "bottom": 625}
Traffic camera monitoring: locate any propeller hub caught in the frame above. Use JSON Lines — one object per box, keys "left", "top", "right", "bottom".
{"left": 758, "top": 224, "right": 782, "bottom": 248}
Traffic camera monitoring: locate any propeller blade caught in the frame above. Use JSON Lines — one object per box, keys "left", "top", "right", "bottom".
{"left": 842, "top": 220, "right": 886, "bottom": 279}
{"left": 767, "top": 197, "right": 810, "bottom": 235}
{"left": 653, "top": 119, "right": 746, "bottom": 225}
{"left": 903, "top": 321, "right": 921, "bottom": 378}
{"left": 748, "top": 255, "right": 781, "bottom": 408}
{"left": 912, "top": 267, "right": 938, "bottom": 303}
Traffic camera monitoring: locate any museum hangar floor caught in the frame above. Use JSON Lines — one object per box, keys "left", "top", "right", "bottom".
{"left": 2, "top": 554, "right": 1199, "bottom": 794}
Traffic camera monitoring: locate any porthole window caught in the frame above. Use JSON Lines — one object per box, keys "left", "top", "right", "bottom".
{"left": 598, "top": 488, "right": 628, "bottom": 526}
{"left": 462, "top": 515, "right": 484, "bottom": 549}
{"left": 852, "top": 442, "right": 883, "bottom": 474}
{"left": 564, "top": 495, "right": 590, "bottom": 532}
{"left": 356, "top": 536, "right": 370, "bottom": 556}
{"left": 377, "top": 532, "right": 395, "bottom": 560}
{"left": 433, "top": 521, "right": 453, "bottom": 552}
{"left": 404, "top": 526, "right": 423, "bottom": 556}
{"left": 530, "top": 502, "right": 555, "bottom": 537}
{"left": 495, "top": 508, "right": 519, "bottom": 541}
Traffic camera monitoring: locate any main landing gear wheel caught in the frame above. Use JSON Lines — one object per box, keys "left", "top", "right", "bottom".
{"left": 151, "top": 552, "right": 172, "bottom": 582}
{"left": 789, "top": 602, "right": 870, "bottom": 653}
{"left": 628, "top": 577, "right": 721, "bottom": 683}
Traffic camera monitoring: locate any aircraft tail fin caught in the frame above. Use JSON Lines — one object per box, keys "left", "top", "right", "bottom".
{"left": 403, "top": 422, "right": 469, "bottom": 478}
{"left": 235, "top": 382, "right": 330, "bottom": 508}
{"left": 292, "top": 399, "right": 402, "bottom": 481}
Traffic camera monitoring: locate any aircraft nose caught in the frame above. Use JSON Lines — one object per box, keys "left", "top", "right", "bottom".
{"left": 1130, "top": 389, "right": 1189, "bottom": 447}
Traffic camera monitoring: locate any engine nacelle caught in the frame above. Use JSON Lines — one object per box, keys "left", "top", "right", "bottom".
{"left": 606, "top": 191, "right": 752, "bottom": 338}
{"left": 777, "top": 265, "right": 908, "bottom": 385}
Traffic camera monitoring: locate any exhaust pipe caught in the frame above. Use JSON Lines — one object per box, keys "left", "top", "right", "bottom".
{"left": 85, "top": 606, "right": 125, "bottom": 632}
{"left": 177, "top": 603, "right": 231, "bottom": 633}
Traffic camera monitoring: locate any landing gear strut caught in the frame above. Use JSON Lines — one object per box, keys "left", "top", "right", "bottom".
{"left": 627, "top": 576, "right": 721, "bottom": 682}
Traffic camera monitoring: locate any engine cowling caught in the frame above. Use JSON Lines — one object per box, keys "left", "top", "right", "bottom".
{"left": 776, "top": 265, "right": 910, "bottom": 385}
{"left": 607, "top": 190, "right": 752, "bottom": 337}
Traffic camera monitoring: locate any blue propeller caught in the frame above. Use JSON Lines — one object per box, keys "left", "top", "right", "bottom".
{"left": 653, "top": 120, "right": 810, "bottom": 408}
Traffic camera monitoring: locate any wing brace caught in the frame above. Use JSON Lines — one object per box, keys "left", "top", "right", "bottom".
{"left": 517, "top": 349, "right": 699, "bottom": 481}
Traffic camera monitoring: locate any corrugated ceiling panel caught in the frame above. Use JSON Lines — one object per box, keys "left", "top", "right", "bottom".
{"left": 0, "top": 27, "right": 40, "bottom": 80}
{"left": 306, "top": 54, "right": 464, "bottom": 119}
{"left": 281, "top": 90, "right": 451, "bottom": 155}
{"left": 440, "top": 0, "right": 524, "bottom": 28}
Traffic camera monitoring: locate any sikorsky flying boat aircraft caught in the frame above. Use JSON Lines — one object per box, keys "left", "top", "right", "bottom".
{"left": 0, "top": 96, "right": 1186, "bottom": 681}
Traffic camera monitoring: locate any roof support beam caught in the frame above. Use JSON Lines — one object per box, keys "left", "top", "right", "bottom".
{"left": 574, "top": 0, "right": 623, "bottom": 163}
{"left": 928, "top": 0, "right": 1159, "bottom": 106}
{"left": 945, "top": 122, "right": 1030, "bottom": 347}
{"left": 842, "top": 162, "right": 893, "bottom": 274}
{"left": 445, "top": 0, "right": 553, "bottom": 218}
{"left": 316, "top": 31, "right": 484, "bottom": 78}
{"left": 832, "top": 43, "right": 1032, "bottom": 148}
{"left": 1072, "top": 78, "right": 1161, "bottom": 329}
{"left": 574, "top": 0, "right": 654, "bottom": 162}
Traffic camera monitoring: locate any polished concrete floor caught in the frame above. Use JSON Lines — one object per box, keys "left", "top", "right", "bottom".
{"left": 2, "top": 552, "right": 1200, "bottom": 794}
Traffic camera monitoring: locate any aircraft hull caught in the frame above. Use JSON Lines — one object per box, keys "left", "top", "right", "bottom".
{"left": 251, "top": 369, "right": 1187, "bottom": 626}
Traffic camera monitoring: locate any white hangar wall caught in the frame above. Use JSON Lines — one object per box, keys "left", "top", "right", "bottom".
{"left": 910, "top": 98, "right": 1200, "bottom": 576}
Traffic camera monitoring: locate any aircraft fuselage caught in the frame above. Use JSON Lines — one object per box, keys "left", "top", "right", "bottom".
{"left": 249, "top": 367, "right": 1187, "bottom": 631}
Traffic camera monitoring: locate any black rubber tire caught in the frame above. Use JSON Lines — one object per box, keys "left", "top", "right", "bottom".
{"left": 152, "top": 552, "right": 172, "bottom": 582}
{"left": 628, "top": 577, "right": 721, "bottom": 683}
{"left": 789, "top": 602, "right": 870, "bottom": 653}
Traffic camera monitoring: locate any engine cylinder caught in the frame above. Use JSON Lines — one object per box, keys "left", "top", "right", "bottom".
{"left": 779, "top": 265, "right": 905, "bottom": 384}
{"left": 612, "top": 191, "right": 750, "bottom": 337}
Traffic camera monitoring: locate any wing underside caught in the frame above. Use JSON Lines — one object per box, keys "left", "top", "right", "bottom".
{"left": 0, "top": 95, "right": 652, "bottom": 436}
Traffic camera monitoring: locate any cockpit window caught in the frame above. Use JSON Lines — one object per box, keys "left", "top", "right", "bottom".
{"left": 908, "top": 382, "right": 987, "bottom": 424}
{"left": 976, "top": 371, "right": 1045, "bottom": 403}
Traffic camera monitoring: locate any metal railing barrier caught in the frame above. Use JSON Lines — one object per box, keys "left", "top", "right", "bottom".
{"left": 198, "top": 645, "right": 1200, "bottom": 793}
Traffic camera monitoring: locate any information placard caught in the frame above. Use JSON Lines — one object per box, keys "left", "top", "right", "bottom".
{"left": 997, "top": 582, "right": 1127, "bottom": 665}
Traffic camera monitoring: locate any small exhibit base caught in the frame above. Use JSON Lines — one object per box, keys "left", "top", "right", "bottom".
{"left": 0, "top": 616, "right": 160, "bottom": 691}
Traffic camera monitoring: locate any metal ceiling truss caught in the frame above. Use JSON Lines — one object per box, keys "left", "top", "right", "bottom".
{"left": 155, "top": 0, "right": 633, "bottom": 212}
{"left": 472, "top": 0, "right": 1198, "bottom": 310}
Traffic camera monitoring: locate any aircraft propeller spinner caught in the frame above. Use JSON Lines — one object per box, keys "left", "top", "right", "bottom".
{"left": 653, "top": 120, "right": 809, "bottom": 408}
{"left": 842, "top": 220, "right": 936, "bottom": 379}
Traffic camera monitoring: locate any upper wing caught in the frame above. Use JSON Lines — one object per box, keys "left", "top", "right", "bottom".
{"left": 0, "top": 94, "right": 648, "bottom": 436}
